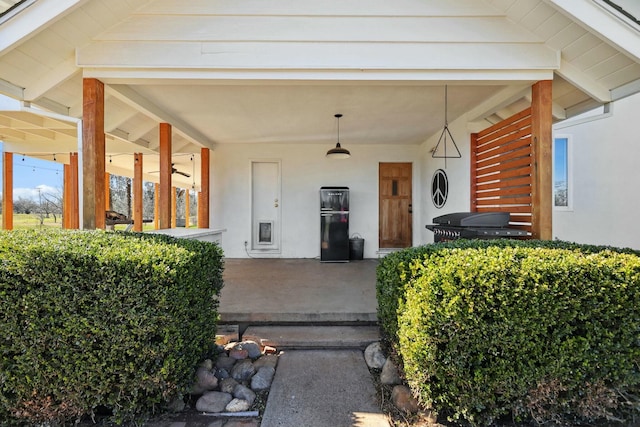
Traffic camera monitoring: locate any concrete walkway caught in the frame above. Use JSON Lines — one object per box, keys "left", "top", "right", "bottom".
{"left": 145, "top": 259, "right": 389, "bottom": 427}
{"left": 261, "top": 350, "right": 389, "bottom": 427}
{"left": 146, "top": 330, "right": 390, "bottom": 427}
{"left": 243, "top": 325, "right": 380, "bottom": 349}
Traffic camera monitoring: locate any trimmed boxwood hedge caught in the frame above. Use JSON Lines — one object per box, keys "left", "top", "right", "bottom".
{"left": 0, "top": 229, "right": 224, "bottom": 425}
{"left": 377, "top": 239, "right": 640, "bottom": 344}
{"left": 377, "top": 240, "right": 640, "bottom": 426}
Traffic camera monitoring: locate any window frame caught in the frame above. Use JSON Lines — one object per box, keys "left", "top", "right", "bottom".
{"left": 552, "top": 134, "right": 573, "bottom": 211}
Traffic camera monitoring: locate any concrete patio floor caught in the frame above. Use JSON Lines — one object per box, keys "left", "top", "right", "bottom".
{"left": 219, "top": 258, "right": 379, "bottom": 324}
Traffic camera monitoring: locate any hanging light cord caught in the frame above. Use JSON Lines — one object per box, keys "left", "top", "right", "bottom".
{"left": 432, "top": 84, "right": 462, "bottom": 167}
{"left": 444, "top": 86, "right": 449, "bottom": 126}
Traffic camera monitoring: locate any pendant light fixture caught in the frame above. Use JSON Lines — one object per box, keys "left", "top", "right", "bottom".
{"left": 326, "top": 113, "right": 351, "bottom": 159}
{"left": 431, "top": 85, "right": 461, "bottom": 168}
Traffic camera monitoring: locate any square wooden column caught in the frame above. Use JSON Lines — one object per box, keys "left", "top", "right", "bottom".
{"left": 70, "top": 153, "right": 79, "bottom": 228}
{"left": 185, "top": 190, "right": 190, "bottom": 227}
{"left": 133, "top": 153, "right": 143, "bottom": 232}
{"left": 197, "top": 148, "right": 210, "bottom": 228}
{"left": 105, "top": 172, "right": 111, "bottom": 211}
{"left": 63, "top": 152, "right": 79, "bottom": 229}
{"left": 2, "top": 152, "right": 13, "bottom": 230}
{"left": 470, "top": 132, "right": 479, "bottom": 212}
{"left": 154, "top": 183, "right": 159, "bottom": 230}
{"left": 531, "top": 80, "right": 553, "bottom": 240}
{"left": 158, "top": 123, "right": 172, "bottom": 229}
{"left": 82, "top": 78, "right": 106, "bottom": 229}
{"left": 64, "top": 165, "right": 71, "bottom": 228}
{"left": 171, "top": 186, "right": 177, "bottom": 228}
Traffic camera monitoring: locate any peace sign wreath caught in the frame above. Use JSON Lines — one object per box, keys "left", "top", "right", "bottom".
{"left": 431, "top": 169, "right": 448, "bottom": 209}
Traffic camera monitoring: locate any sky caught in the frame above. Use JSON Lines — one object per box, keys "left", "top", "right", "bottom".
{"left": 0, "top": 142, "right": 64, "bottom": 201}
{"left": 553, "top": 138, "right": 567, "bottom": 186}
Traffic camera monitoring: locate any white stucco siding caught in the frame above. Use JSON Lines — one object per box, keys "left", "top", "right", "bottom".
{"left": 553, "top": 93, "right": 640, "bottom": 250}
{"left": 415, "top": 94, "right": 640, "bottom": 250}
{"left": 211, "top": 143, "right": 421, "bottom": 258}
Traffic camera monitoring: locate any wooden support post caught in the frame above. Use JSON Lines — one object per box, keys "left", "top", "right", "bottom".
{"left": 64, "top": 164, "right": 71, "bottom": 229}
{"left": 62, "top": 153, "right": 79, "bottom": 229}
{"left": 185, "top": 189, "right": 190, "bottom": 228}
{"left": 2, "top": 152, "right": 13, "bottom": 230}
{"left": 171, "top": 186, "right": 177, "bottom": 228}
{"left": 197, "top": 191, "right": 202, "bottom": 227}
{"left": 531, "top": 80, "right": 553, "bottom": 240}
{"left": 69, "top": 153, "right": 79, "bottom": 228}
{"left": 82, "top": 78, "right": 106, "bottom": 229}
{"left": 133, "top": 153, "right": 143, "bottom": 232}
{"left": 159, "top": 123, "right": 172, "bottom": 229}
{"left": 63, "top": 164, "right": 74, "bottom": 229}
{"left": 154, "top": 183, "right": 159, "bottom": 230}
{"left": 105, "top": 172, "right": 111, "bottom": 211}
{"left": 198, "top": 148, "right": 210, "bottom": 228}
{"left": 470, "top": 133, "right": 478, "bottom": 212}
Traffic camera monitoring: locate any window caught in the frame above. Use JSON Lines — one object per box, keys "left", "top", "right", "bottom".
{"left": 553, "top": 135, "right": 572, "bottom": 210}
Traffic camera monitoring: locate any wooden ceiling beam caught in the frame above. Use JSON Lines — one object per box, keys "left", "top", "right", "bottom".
{"left": 107, "top": 84, "right": 215, "bottom": 150}
{"left": 555, "top": 59, "right": 611, "bottom": 103}
{"left": 24, "top": 56, "right": 79, "bottom": 101}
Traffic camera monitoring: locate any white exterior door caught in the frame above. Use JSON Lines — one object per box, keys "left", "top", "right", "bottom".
{"left": 251, "top": 161, "right": 281, "bottom": 254}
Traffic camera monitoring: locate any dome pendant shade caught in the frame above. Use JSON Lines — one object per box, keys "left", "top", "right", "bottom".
{"left": 326, "top": 113, "right": 351, "bottom": 159}
{"left": 326, "top": 142, "right": 350, "bottom": 159}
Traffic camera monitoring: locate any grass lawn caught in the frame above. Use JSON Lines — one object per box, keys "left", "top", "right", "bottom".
{"left": 0, "top": 213, "right": 190, "bottom": 231}
{"left": 0, "top": 213, "right": 64, "bottom": 229}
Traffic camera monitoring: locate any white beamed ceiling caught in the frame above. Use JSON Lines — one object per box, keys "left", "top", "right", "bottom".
{"left": 0, "top": 0, "right": 639, "bottom": 182}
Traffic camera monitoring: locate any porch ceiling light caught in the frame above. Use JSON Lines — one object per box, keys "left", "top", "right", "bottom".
{"left": 326, "top": 113, "right": 351, "bottom": 159}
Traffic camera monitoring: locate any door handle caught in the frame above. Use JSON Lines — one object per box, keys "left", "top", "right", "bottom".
{"left": 408, "top": 203, "right": 413, "bottom": 214}
{"left": 274, "top": 199, "right": 279, "bottom": 208}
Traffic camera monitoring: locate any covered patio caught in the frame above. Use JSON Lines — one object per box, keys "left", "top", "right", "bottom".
{"left": 219, "top": 258, "right": 380, "bottom": 325}
{"left": 1, "top": 0, "right": 640, "bottom": 254}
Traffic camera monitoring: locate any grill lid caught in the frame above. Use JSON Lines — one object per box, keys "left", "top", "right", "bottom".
{"left": 432, "top": 212, "right": 510, "bottom": 228}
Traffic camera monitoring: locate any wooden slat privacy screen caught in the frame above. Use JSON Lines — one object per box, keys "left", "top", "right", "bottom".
{"left": 471, "top": 107, "right": 533, "bottom": 235}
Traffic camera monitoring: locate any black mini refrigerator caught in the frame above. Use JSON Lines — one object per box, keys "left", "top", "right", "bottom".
{"left": 320, "top": 187, "right": 349, "bottom": 262}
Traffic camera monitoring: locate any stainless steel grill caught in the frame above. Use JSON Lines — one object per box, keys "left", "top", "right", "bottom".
{"left": 425, "top": 212, "right": 528, "bottom": 242}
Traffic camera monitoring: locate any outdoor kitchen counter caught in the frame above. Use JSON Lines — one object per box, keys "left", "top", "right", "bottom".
{"left": 147, "top": 228, "right": 226, "bottom": 244}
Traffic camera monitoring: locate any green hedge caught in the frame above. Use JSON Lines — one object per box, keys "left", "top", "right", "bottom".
{"left": 376, "top": 239, "right": 639, "bottom": 344}
{"left": 0, "top": 229, "right": 224, "bottom": 425}
{"left": 377, "top": 240, "right": 640, "bottom": 426}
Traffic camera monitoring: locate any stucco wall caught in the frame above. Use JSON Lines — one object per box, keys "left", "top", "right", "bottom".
{"left": 416, "top": 93, "right": 640, "bottom": 250}
{"left": 209, "top": 94, "right": 640, "bottom": 257}
{"left": 552, "top": 93, "right": 640, "bottom": 250}
{"left": 419, "top": 115, "right": 473, "bottom": 243}
{"left": 211, "top": 143, "right": 421, "bottom": 258}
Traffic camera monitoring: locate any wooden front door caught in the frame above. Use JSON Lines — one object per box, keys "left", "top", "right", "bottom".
{"left": 379, "top": 162, "right": 412, "bottom": 248}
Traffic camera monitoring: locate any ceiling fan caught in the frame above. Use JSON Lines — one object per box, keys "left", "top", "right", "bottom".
{"left": 150, "top": 163, "right": 191, "bottom": 178}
